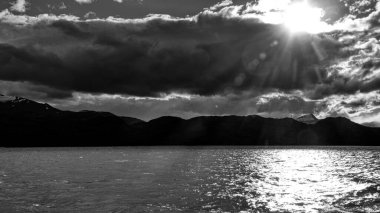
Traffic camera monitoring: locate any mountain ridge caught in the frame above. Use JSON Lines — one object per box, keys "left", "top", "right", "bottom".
{"left": 0, "top": 95, "right": 379, "bottom": 147}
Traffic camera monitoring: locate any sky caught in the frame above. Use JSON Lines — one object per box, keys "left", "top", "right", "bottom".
{"left": 0, "top": 0, "right": 379, "bottom": 124}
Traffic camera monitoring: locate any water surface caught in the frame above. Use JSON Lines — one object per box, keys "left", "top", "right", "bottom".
{"left": 0, "top": 147, "right": 379, "bottom": 212}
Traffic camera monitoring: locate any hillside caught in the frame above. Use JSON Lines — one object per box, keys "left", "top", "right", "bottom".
{"left": 0, "top": 95, "right": 379, "bottom": 147}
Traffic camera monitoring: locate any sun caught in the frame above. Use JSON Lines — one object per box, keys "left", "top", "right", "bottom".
{"left": 282, "top": 2, "right": 327, "bottom": 34}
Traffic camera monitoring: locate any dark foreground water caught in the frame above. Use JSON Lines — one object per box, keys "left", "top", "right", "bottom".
{"left": 0, "top": 147, "right": 379, "bottom": 213}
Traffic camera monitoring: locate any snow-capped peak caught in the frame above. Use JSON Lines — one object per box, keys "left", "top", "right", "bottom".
{"left": 296, "top": 114, "right": 318, "bottom": 124}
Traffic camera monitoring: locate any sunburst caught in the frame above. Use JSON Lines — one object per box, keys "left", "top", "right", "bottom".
{"left": 282, "top": 1, "right": 328, "bottom": 34}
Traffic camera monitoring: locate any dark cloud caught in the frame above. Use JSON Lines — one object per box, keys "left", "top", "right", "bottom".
{"left": 0, "top": 80, "right": 72, "bottom": 100}
{"left": 0, "top": 0, "right": 250, "bottom": 19}
{"left": 0, "top": 0, "right": 379, "bottom": 121}
{"left": 0, "top": 12, "right": 342, "bottom": 98}
{"left": 50, "top": 20, "right": 91, "bottom": 39}
{"left": 0, "top": 44, "right": 66, "bottom": 86}
{"left": 0, "top": 0, "right": 376, "bottom": 22}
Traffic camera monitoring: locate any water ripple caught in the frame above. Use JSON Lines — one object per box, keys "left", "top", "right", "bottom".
{"left": 0, "top": 147, "right": 379, "bottom": 212}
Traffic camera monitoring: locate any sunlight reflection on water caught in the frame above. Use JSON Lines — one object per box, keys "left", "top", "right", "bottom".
{"left": 233, "top": 149, "right": 378, "bottom": 212}
{"left": 0, "top": 147, "right": 379, "bottom": 212}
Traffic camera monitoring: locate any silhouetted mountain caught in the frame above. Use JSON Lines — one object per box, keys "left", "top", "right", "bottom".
{"left": 0, "top": 95, "right": 59, "bottom": 114}
{"left": 121, "top": 116, "right": 145, "bottom": 125}
{"left": 0, "top": 95, "right": 129, "bottom": 146}
{"left": 0, "top": 95, "right": 379, "bottom": 147}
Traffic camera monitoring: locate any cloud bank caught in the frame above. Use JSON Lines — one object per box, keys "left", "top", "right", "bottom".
{"left": 0, "top": 0, "right": 379, "bottom": 123}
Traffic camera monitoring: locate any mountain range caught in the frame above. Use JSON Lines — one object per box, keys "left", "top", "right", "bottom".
{"left": 0, "top": 94, "right": 379, "bottom": 147}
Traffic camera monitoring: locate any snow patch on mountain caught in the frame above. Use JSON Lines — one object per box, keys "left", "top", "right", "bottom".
{"left": 296, "top": 114, "right": 319, "bottom": 124}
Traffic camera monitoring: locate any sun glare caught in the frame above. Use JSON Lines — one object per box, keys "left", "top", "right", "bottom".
{"left": 283, "top": 2, "right": 327, "bottom": 34}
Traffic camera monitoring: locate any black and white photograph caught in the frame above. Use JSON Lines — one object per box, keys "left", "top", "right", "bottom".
{"left": 0, "top": 0, "right": 380, "bottom": 212}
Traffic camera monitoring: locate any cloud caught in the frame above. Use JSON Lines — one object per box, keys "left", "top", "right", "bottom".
{"left": 84, "top": 11, "right": 97, "bottom": 19}
{"left": 43, "top": 89, "right": 380, "bottom": 122}
{"left": 50, "top": 90, "right": 275, "bottom": 120}
{"left": 75, "top": 0, "right": 96, "bottom": 4}
{"left": 256, "top": 92, "right": 319, "bottom": 117}
{"left": 0, "top": 80, "right": 72, "bottom": 100}
{"left": 50, "top": 20, "right": 92, "bottom": 39}
{"left": 316, "top": 91, "right": 380, "bottom": 120}
{"left": 0, "top": 9, "right": 342, "bottom": 99}
{"left": 59, "top": 2, "right": 67, "bottom": 10}
{"left": 0, "top": 0, "right": 380, "bottom": 121}
{"left": 307, "top": 30, "right": 380, "bottom": 99}
{"left": 210, "top": 0, "right": 233, "bottom": 11}
{"left": 10, "top": 0, "right": 27, "bottom": 13}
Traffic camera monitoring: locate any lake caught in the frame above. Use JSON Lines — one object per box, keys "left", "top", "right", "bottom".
{"left": 0, "top": 147, "right": 379, "bottom": 212}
